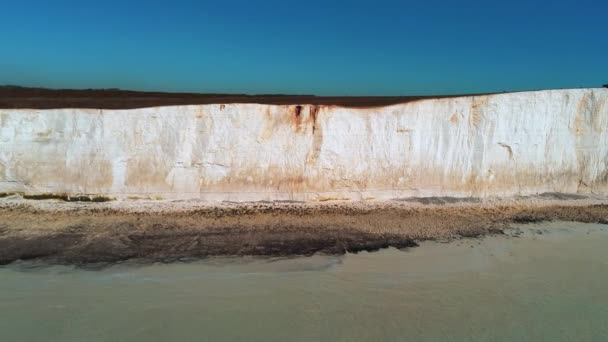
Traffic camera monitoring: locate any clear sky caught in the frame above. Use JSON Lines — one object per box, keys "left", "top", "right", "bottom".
{"left": 1, "top": 0, "right": 607, "bottom": 95}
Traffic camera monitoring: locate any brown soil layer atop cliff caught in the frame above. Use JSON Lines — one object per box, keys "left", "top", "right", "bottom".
{"left": 0, "top": 86, "right": 492, "bottom": 109}
{"left": 1, "top": 197, "right": 607, "bottom": 265}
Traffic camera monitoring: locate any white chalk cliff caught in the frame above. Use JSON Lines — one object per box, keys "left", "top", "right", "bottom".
{"left": 1, "top": 88, "right": 607, "bottom": 201}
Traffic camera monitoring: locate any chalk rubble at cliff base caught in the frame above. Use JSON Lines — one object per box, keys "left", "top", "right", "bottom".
{"left": 1, "top": 196, "right": 607, "bottom": 265}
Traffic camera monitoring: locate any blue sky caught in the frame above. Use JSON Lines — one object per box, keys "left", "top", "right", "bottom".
{"left": 1, "top": 0, "right": 606, "bottom": 95}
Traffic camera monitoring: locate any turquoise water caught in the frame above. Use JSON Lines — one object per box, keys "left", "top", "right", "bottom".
{"left": 1, "top": 222, "right": 608, "bottom": 341}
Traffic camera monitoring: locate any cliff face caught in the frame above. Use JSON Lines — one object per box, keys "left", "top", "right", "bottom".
{"left": 1, "top": 89, "right": 607, "bottom": 201}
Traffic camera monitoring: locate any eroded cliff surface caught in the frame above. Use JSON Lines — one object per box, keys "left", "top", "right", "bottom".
{"left": 1, "top": 88, "right": 607, "bottom": 201}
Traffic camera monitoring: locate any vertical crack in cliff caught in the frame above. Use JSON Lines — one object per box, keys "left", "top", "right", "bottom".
{"left": 292, "top": 105, "right": 304, "bottom": 133}
{"left": 306, "top": 105, "right": 323, "bottom": 166}
{"left": 467, "top": 96, "right": 489, "bottom": 193}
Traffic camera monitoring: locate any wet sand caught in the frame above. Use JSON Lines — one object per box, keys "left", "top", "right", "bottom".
{"left": 1, "top": 194, "right": 607, "bottom": 265}
{"left": 2, "top": 221, "right": 608, "bottom": 341}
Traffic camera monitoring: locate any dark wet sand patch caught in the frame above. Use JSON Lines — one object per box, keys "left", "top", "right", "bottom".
{"left": 0, "top": 228, "right": 417, "bottom": 266}
{"left": 538, "top": 192, "right": 588, "bottom": 200}
{"left": 392, "top": 197, "right": 481, "bottom": 205}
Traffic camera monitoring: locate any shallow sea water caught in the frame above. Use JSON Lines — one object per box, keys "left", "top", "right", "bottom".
{"left": 1, "top": 221, "right": 608, "bottom": 341}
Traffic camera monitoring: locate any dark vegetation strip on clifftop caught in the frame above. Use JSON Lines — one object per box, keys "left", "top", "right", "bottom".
{"left": 0, "top": 86, "right": 495, "bottom": 109}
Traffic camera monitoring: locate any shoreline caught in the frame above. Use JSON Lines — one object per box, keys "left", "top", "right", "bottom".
{"left": 1, "top": 195, "right": 607, "bottom": 265}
